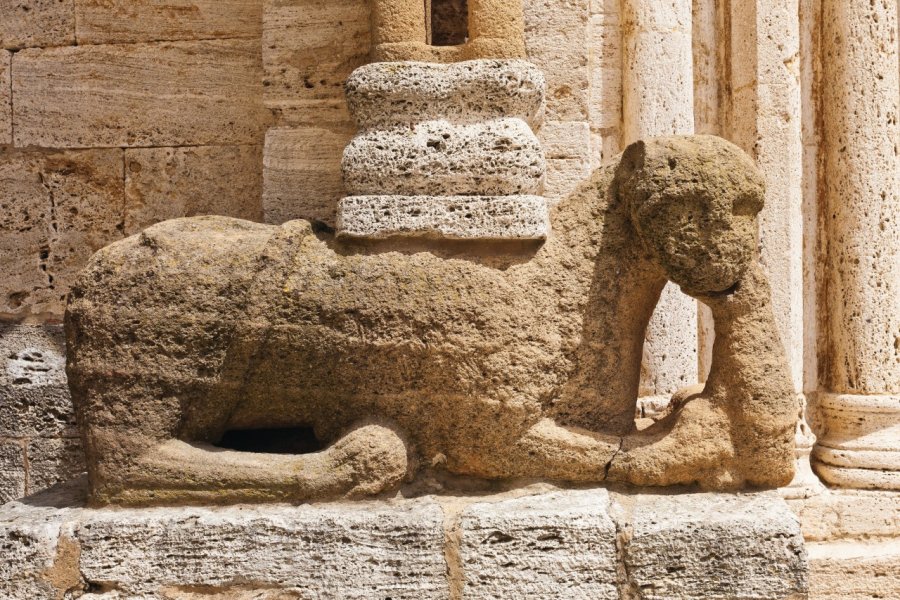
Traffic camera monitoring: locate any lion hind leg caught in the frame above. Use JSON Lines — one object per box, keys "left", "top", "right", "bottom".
{"left": 93, "top": 421, "right": 409, "bottom": 506}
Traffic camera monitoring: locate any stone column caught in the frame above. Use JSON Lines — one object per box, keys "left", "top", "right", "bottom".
{"left": 622, "top": 0, "right": 699, "bottom": 396}
{"left": 813, "top": 0, "right": 900, "bottom": 489}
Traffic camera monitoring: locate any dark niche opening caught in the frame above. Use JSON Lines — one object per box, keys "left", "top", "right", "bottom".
{"left": 431, "top": 0, "right": 468, "bottom": 46}
{"left": 216, "top": 427, "right": 323, "bottom": 455}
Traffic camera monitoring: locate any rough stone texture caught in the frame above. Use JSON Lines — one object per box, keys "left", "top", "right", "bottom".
{"left": 819, "top": 0, "right": 899, "bottom": 398}
{"left": 124, "top": 145, "right": 263, "bottom": 236}
{"left": 12, "top": 40, "right": 268, "bottom": 148}
{"left": 0, "top": 0, "right": 75, "bottom": 49}
{"left": 0, "top": 485, "right": 810, "bottom": 598}
{"left": 523, "top": 0, "right": 590, "bottom": 122}
{"left": 0, "top": 441, "right": 26, "bottom": 503}
{"left": 262, "top": 0, "right": 369, "bottom": 126}
{"left": 0, "top": 50, "right": 10, "bottom": 145}
{"left": 620, "top": 492, "right": 808, "bottom": 600}
{"left": 263, "top": 126, "right": 353, "bottom": 226}
{"left": 64, "top": 136, "right": 797, "bottom": 505}
{"left": 337, "top": 195, "right": 550, "bottom": 240}
{"left": 75, "top": 501, "right": 448, "bottom": 598}
{"left": 342, "top": 119, "right": 545, "bottom": 197}
{"left": 620, "top": 0, "right": 697, "bottom": 399}
{"left": 0, "top": 324, "right": 85, "bottom": 501}
{"left": 788, "top": 489, "right": 900, "bottom": 542}
{"left": 345, "top": 60, "right": 546, "bottom": 129}
{"left": 75, "top": 0, "right": 264, "bottom": 44}
{"left": 0, "top": 149, "right": 124, "bottom": 320}
{"left": 0, "top": 324, "right": 74, "bottom": 438}
{"left": 813, "top": 393, "right": 900, "bottom": 490}
{"left": 460, "top": 489, "right": 618, "bottom": 599}
{"left": 808, "top": 541, "right": 900, "bottom": 600}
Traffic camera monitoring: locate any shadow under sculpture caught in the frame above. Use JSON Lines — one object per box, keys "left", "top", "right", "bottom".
{"left": 65, "top": 135, "right": 797, "bottom": 506}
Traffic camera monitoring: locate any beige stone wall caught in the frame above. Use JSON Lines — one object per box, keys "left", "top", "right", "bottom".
{"left": 0, "top": 0, "right": 269, "bottom": 496}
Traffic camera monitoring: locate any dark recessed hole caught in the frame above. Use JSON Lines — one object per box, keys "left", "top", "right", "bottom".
{"left": 431, "top": 0, "right": 468, "bottom": 46}
{"left": 216, "top": 427, "right": 323, "bottom": 455}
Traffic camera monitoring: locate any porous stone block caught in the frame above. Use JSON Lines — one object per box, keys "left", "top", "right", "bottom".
{"left": 808, "top": 541, "right": 900, "bottom": 600}
{"left": 75, "top": 500, "right": 448, "bottom": 598}
{"left": 26, "top": 437, "right": 84, "bottom": 493}
{"left": 619, "top": 492, "right": 808, "bottom": 600}
{"left": 459, "top": 489, "right": 619, "bottom": 599}
{"left": 75, "top": 0, "right": 264, "bottom": 44}
{"left": 345, "top": 60, "right": 546, "bottom": 128}
{"left": 0, "top": 50, "right": 10, "bottom": 145}
{"left": 0, "top": 149, "right": 124, "bottom": 319}
{"left": 342, "top": 119, "right": 545, "bottom": 197}
{"left": 13, "top": 40, "right": 267, "bottom": 148}
{"left": 0, "top": 324, "right": 74, "bottom": 438}
{"left": 124, "top": 145, "right": 264, "bottom": 235}
{"left": 0, "top": 441, "right": 26, "bottom": 503}
{"left": 263, "top": 126, "right": 353, "bottom": 225}
{"left": 0, "top": 0, "right": 75, "bottom": 49}
{"left": 262, "top": 0, "right": 370, "bottom": 125}
{"left": 337, "top": 195, "right": 550, "bottom": 240}
{"left": 523, "top": 0, "right": 590, "bottom": 121}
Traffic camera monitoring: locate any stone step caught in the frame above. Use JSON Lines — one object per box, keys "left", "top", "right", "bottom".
{"left": 345, "top": 60, "right": 546, "bottom": 129}
{"left": 342, "top": 118, "right": 545, "bottom": 197}
{"left": 1, "top": 481, "right": 809, "bottom": 599}
{"left": 336, "top": 195, "right": 550, "bottom": 240}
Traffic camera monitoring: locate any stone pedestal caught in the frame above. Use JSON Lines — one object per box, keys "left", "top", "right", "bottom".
{"left": 337, "top": 60, "right": 550, "bottom": 240}
{"left": 2, "top": 480, "right": 808, "bottom": 599}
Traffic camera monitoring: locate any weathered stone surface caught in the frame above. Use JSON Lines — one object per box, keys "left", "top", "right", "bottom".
{"left": 337, "top": 195, "right": 550, "bottom": 240}
{"left": 75, "top": 0, "right": 264, "bottom": 44}
{"left": 0, "top": 149, "right": 124, "bottom": 319}
{"left": 620, "top": 492, "right": 808, "bottom": 599}
{"left": 262, "top": 0, "right": 369, "bottom": 126}
{"left": 13, "top": 40, "right": 268, "bottom": 148}
{"left": 808, "top": 541, "right": 900, "bottom": 600}
{"left": 74, "top": 500, "right": 447, "bottom": 598}
{"left": 342, "top": 119, "right": 545, "bottom": 197}
{"left": 65, "top": 136, "right": 796, "bottom": 505}
{"left": 27, "top": 437, "right": 84, "bottom": 493}
{"left": 0, "top": 324, "right": 74, "bottom": 438}
{"left": 0, "top": 50, "right": 10, "bottom": 145}
{"left": 0, "top": 440, "right": 26, "bottom": 503}
{"left": 0, "top": 0, "right": 75, "bottom": 49}
{"left": 540, "top": 120, "right": 592, "bottom": 200}
{"left": 523, "top": 0, "right": 590, "bottom": 121}
{"left": 788, "top": 489, "right": 900, "bottom": 542}
{"left": 460, "top": 489, "right": 618, "bottom": 599}
{"left": 813, "top": 393, "right": 900, "bottom": 490}
{"left": 345, "top": 60, "right": 545, "bottom": 128}
{"left": 124, "top": 145, "right": 263, "bottom": 235}
{"left": 263, "top": 126, "right": 353, "bottom": 225}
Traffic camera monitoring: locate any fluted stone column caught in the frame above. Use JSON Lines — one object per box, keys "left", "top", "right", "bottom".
{"left": 813, "top": 0, "right": 900, "bottom": 489}
{"left": 622, "top": 0, "right": 699, "bottom": 397}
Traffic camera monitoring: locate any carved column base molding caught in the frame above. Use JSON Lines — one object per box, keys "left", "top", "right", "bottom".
{"left": 813, "top": 393, "right": 900, "bottom": 490}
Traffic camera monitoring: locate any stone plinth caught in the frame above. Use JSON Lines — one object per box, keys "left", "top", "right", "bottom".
{"left": 1, "top": 482, "right": 808, "bottom": 599}
{"left": 338, "top": 60, "right": 550, "bottom": 241}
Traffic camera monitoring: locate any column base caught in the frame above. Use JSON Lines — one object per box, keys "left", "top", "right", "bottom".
{"left": 812, "top": 393, "right": 900, "bottom": 490}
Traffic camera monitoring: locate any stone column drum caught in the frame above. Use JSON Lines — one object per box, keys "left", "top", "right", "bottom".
{"left": 813, "top": 0, "right": 900, "bottom": 489}
{"left": 621, "top": 0, "right": 699, "bottom": 398}
{"left": 337, "top": 60, "right": 550, "bottom": 240}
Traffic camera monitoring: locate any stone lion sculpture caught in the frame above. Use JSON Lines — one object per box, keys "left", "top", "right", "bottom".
{"left": 65, "top": 135, "right": 797, "bottom": 506}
